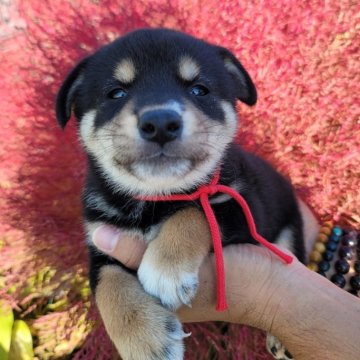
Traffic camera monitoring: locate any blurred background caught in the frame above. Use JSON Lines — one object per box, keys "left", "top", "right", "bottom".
{"left": 0, "top": 0, "right": 359, "bottom": 359}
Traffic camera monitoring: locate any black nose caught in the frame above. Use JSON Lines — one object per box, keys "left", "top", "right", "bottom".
{"left": 138, "top": 110, "right": 183, "bottom": 146}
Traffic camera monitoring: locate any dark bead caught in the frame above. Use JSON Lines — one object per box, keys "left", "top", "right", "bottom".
{"left": 318, "top": 260, "right": 330, "bottom": 272}
{"left": 332, "top": 226, "right": 343, "bottom": 236}
{"left": 334, "top": 259, "right": 350, "bottom": 274}
{"left": 350, "top": 275, "right": 360, "bottom": 291}
{"left": 354, "top": 261, "right": 360, "bottom": 274}
{"left": 318, "top": 271, "right": 327, "bottom": 277}
{"left": 341, "top": 234, "right": 356, "bottom": 247}
{"left": 322, "top": 250, "right": 334, "bottom": 261}
{"left": 331, "top": 273, "right": 346, "bottom": 288}
{"left": 338, "top": 246, "right": 353, "bottom": 260}
{"left": 348, "top": 289, "right": 358, "bottom": 296}
{"left": 326, "top": 241, "right": 338, "bottom": 252}
{"left": 329, "top": 234, "right": 341, "bottom": 242}
{"left": 347, "top": 230, "right": 358, "bottom": 238}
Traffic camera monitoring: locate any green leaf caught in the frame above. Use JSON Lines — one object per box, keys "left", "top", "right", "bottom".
{"left": 8, "top": 320, "right": 34, "bottom": 360}
{"left": 0, "top": 302, "right": 14, "bottom": 360}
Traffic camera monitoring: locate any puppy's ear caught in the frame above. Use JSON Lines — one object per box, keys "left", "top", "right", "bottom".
{"left": 217, "top": 47, "right": 257, "bottom": 106}
{"left": 56, "top": 57, "right": 88, "bottom": 128}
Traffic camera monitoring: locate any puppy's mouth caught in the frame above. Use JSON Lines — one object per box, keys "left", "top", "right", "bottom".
{"left": 114, "top": 143, "right": 208, "bottom": 182}
{"left": 130, "top": 151, "right": 193, "bottom": 180}
{"left": 141, "top": 150, "right": 182, "bottom": 160}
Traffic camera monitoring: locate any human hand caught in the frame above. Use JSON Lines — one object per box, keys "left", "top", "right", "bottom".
{"left": 91, "top": 211, "right": 360, "bottom": 360}
{"left": 92, "top": 224, "right": 298, "bottom": 331}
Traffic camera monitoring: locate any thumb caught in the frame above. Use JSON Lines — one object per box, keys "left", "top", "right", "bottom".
{"left": 92, "top": 225, "right": 146, "bottom": 270}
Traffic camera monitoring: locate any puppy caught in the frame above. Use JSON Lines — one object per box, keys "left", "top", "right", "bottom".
{"left": 56, "top": 28, "right": 305, "bottom": 360}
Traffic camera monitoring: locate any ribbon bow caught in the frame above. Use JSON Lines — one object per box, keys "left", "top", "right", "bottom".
{"left": 137, "top": 171, "right": 293, "bottom": 311}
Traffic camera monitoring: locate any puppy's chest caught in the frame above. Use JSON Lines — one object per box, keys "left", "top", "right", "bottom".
{"left": 83, "top": 184, "right": 255, "bottom": 245}
{"left": 83, "top": 188, "right": 192, "bottom": 231}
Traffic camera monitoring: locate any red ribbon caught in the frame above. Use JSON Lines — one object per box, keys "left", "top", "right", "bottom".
{"left": 137, "top": 171, "right": 293, "bottom": 311}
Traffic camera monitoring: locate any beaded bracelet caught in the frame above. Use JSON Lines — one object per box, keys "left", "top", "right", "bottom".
{"left": 307, "top": 222, "right": 360, "bottom": 297}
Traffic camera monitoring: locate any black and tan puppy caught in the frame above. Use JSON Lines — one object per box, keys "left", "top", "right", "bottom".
{"left": 56, "top": 28, "right": 305, "bottom": 360}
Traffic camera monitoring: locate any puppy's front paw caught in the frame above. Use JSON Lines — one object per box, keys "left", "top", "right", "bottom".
{"left": 266, "top": 333, "right": 294, "bottom": 360}
{"left": 119, "top": 308, "right": 186, "bottom": 360}
{"left": 138, "top": 247, "right": 199, "bottom": 310}
{"left": 119, "top": 314, "right": 187, "bottom": 360}
{"left": 97, "top": 265, "right": 187, "bottom": 360}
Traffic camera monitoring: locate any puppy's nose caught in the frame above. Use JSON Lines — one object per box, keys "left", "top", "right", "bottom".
{"left": 138, "top": 110, "right": 183, "bottom": 146}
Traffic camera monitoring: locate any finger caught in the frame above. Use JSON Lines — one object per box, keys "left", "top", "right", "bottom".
{"left": 92, "top": 225, "right": 146, "bottom": 270}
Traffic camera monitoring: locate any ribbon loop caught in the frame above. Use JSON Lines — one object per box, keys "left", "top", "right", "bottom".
{"left": 136, "top": 171, "right": 293, "bottom": 311}
{"left": 198, "top": 184, "right": 218, "bottom": 196}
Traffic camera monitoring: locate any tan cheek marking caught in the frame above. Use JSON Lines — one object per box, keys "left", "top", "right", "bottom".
{"left": 95, "top": 265, "right": 179, "bottom": 358}
{"left": 79, "top": 110, "right": 97, "bottom": 152}
{"left": 148, "top": 207, "right": 212, "bottom": 270}
{"left": 81, "top": 101, "right": 139, "bottom": 162}
{"left": 181, "top": 101, "right": 200, "bottom": 137}
{"left": 182, "top": 100, "right": 237, "bottom": 141}
{"left": 110, "top": 100, "right": 139, "bottom": 140}
{"left": 221, "top": 100, "right": 238, "bottom": 135}
{"left": 178, "top": 56, "right": 200, "bottom": 82}
{"left": 182, "top": 100, "right": 223, "bottom": 141}
{"left": 114, "top": 58, "right": 136, "bottom": 84}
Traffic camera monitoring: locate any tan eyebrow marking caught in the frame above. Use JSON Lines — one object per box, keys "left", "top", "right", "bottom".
{"left": 178, "top": 56, "right": 200, "bottom": 82}
{"left": 114, "top": 58, "right": 136, "bottom": 84}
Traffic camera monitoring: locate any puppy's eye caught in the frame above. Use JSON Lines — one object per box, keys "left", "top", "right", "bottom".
{"left": 108, "top": 88, "right": 127, "bottom": 99}
{"left": 190, "top": 84, "right": 209, "bottom": 96}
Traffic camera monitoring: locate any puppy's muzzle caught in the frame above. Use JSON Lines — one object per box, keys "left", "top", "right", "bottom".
{"left": 138, "top": 109, "right": 183, "bottom": 146}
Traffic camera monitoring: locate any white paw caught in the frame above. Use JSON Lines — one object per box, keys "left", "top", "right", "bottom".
{"left": 118, "top": 314, "right": 187, "bottom": 360}
{"left": 138, "top": 254, "right": 199, "bottom": 310}
{"left": 266, "top": 333, "right": 294, "bottom": 360}
{"left": 160, "top": 317, "right": 188, "bottom": 360}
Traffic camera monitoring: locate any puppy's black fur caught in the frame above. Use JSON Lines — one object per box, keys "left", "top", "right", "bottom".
{"left": 84, "top": 144, "right": 304, "bottom": 291}
{"left": 56, "top": 28, "right": 304, "bottom": 359}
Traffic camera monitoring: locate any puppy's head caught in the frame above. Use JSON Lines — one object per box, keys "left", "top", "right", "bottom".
{"left": 56, "top": 28, "right": 256, "bottom": 195}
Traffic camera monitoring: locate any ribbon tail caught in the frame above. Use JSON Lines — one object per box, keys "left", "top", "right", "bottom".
{"left": 217, "top": 185, "right": 293, "bottom": 264}
{"left": 200, "top": 193, "right": 228, "bottom": 311}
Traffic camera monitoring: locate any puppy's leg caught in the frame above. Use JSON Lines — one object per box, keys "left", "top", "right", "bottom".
{"left": 138, "top": 207, "right": 212, "bottom": 310}
{"left": 266, "top": 334, "right": 294, "bottom": 360}
{"left": 96, "top": 265, "right": 187, "bottom": 360}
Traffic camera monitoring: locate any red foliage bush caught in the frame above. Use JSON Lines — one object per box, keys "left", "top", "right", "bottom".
{"left": 0, "top": 0, "right": 359, "bottom": 358}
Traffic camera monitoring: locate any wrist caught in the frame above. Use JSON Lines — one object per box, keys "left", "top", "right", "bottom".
{"left": 224, "top": 249, "right": 305, "bottom": 331}
{"left": 268, "top": 259, "right": 360, "bottom": 359}
{"left": 178, "top": 244, "right": 298, "bottom": 327}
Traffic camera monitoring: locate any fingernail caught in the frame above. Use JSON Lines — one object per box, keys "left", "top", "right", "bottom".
{"left": 92, "top": 225, "right": 120, "bottom": 252}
